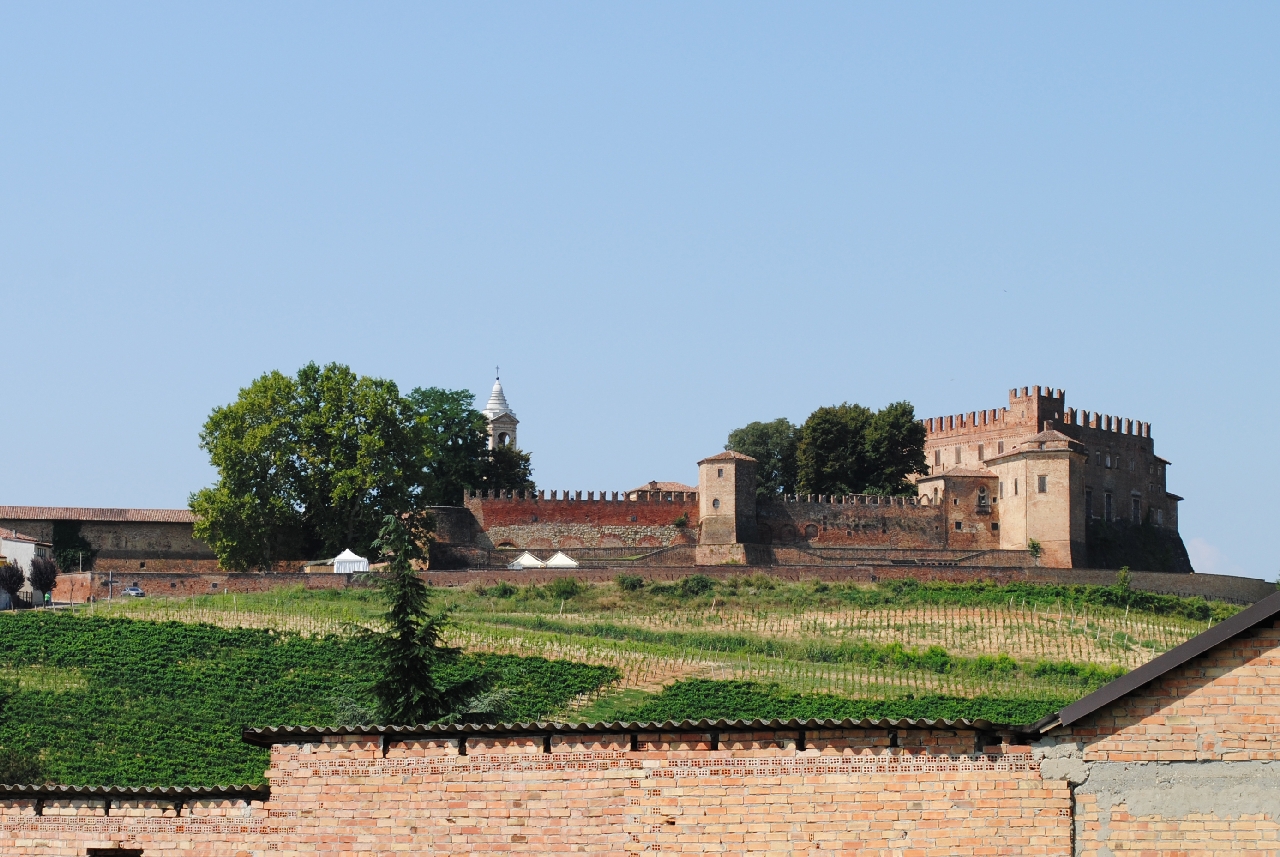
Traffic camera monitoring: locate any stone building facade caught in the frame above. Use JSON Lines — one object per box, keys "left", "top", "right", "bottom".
{"left": 7, "top": 592, "right": 1280, "bottom": 855}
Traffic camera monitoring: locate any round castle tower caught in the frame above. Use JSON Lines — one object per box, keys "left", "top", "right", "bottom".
{"left": 481, "top": 376, "right": 518, "bottom": 450}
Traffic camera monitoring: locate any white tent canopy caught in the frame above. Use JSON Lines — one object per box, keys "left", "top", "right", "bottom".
{"left": 544, "top": 551, "right": 580, "bottom": 569}
{"left": 333, "top": 549, "right": 369, "bottom": 574}
{"left": 507, "top": 551, "right": 546, "bottom": 570}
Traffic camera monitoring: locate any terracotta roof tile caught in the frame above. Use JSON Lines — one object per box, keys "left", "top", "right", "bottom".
{"left": 0, "top": 527, "right": 44, "bottom": 543}
{"left": 699, "top": 451, "right": 758, "bottom": 464}
{"left": 628, "top": 481, "right": 697, "bottom": 494}
{"left": 0, "top": 506, "right": 195, "bottom": 523}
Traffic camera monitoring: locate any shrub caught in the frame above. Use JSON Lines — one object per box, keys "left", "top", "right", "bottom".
{"left": 547, "top": 578, "right": 584, "bottom": 600}
{"left": 29, "top": 558, "right": 58, "bottom": 605}
{"left": 0, "top": 566, "right": 24, "bottom": 609}
{"left": 678, "top": 575, "right": 716, "bottom": 597}
{"left": 614, "top": 573, "right": 645, "bottom": 593}
{"left": 490, "top": 581, "right": 517, "bottom": 599}
{"left": 672, "top": 513, "right": 688, "bottom": 528}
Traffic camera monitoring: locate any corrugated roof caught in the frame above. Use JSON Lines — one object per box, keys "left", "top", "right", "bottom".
{"left": 0, "top": 507, "right": 196, "bottom": 523}
{"left": 1035, "top": 590, "right": 1280, "bottom": 732}
{"left": 0, "top": 783, "right": 268, "bottom": 801}
{"left": 242, "top": 715, "right": 1019, "bottom": 746}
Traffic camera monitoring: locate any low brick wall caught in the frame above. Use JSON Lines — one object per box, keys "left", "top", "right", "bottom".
{"left": 0, "top": 728, "right": 1067, "bottom": 856}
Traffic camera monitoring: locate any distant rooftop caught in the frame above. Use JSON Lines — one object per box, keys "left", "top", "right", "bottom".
{"left": 627, "top": 481, "right": 696, "bottom": 494}
{"left": 0, "top": 506, "right": 196, "bottom": 523}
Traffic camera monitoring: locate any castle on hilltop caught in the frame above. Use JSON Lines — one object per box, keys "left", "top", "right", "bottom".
{"left": 439, "top": 383, "right": 1191, "bottom": 572}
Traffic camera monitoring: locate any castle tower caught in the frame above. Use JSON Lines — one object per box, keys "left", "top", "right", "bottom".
{"left": 481, "top": 376, "right": 519, "bottom": 450}
{"left": 695, "top": 451, "right": 758, "bottom": 565}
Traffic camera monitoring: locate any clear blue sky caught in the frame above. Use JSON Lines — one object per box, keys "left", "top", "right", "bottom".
{"left": 3, "top": 4, "right": 1276, "bottom": 578}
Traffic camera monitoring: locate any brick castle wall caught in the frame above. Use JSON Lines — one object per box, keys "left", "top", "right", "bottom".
{"left": 0, "top": 519, "right": 214, "bottom": 562}
{"left": 464, "top": 490, "right": 699, "bottom": 550}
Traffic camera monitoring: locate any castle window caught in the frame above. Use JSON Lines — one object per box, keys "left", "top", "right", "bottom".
{"left": 717, "top": 468, "right": 724, "bottom": 478}
{"left": 1104, "top": 492, "right": 1113, "bottom": 522}
{"left": 1156, "top": 509, "right": 1164, "bottom": 525}
{"left": 999, "top": 481, "right": 1004, "bottom": 498}
{"left": 977, "top": 487, "right": 988, "bottom": 507}
{"left": 712, "top": 499, "right": 721, "bottom": 510}
{"left": 1131, "top": 496, "right": 1141, "bottom": 523}
{"left": 954, "top": 446, "right": 961, "bottom": 464}
{"left": 1095, "top": 452, "right": 1101, "bottom": 466}
{"left": 1085, "top": 489, "right": 1093, "bottom": 519}
{"left": 804, "top": 524, "right": 819, "bottom": 539}
{"left": 1014, "top": 479, "right": 1018, "bottom": 495}
{"left": 991, "top": 522, "right": 999, "bottom": 532}
{"left": 977, "top": 444, "right": 984, "bottom": 461}
{"left": 934, "top": 449, "right": 941, "bottom": 466}
{"left": 955, "top": 521, "right": 962, "bottom": 530}
{"left": 1105, "top": 454, "right": 1112, "bottom": 469}
{"left": 998, "top": 441, "right": 1004, "bottom": 454}
{"left": 1037, "top": 475, "right": 1047, "bottom": 493}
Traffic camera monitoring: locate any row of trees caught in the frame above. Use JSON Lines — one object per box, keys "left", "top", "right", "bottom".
{"left": 191, "top": 363, "right": 534, "bottom": 571}
{"left": 726, "top": 401, "right": 927, "bottom": 498}
{"left": 0, "top": 557, "right": 59, "bottom": 609}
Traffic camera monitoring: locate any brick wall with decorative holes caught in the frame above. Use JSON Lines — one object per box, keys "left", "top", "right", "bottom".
{"left": 0, "top": 728, "right": 1070, "bottom": 856}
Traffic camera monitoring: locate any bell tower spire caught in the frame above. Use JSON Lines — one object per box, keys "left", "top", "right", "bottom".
{"left": 480, "top": 374, "right": 518, "bottom": 450}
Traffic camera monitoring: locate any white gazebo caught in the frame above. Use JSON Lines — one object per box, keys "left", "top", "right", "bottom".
{"left": 332, "top": 549, "right": 369, "bottom": 574}
{"left": 544, "top": 551, "right": 580, "bottom": 569}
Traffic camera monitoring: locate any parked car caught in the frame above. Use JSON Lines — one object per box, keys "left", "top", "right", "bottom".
{"left": 121, "top": 586, "right": 145, "bottom": 598}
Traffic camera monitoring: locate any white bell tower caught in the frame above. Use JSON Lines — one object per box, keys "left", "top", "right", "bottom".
{"left": 481, "top": 374, "right": 518, "bottom": 450}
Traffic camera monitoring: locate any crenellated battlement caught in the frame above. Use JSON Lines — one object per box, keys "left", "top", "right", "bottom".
{"left": 777, "top": 494, "right": 922, "bottom": 507}
{"left": 1060, "top": 408, "right": 1151, "bottom": 438}
{"left": 465, "top": 489, "right": 698, "bottom": 503}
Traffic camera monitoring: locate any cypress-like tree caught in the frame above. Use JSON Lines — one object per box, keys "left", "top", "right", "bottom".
{"left": 371, "top": 514, "right": 457, "bottom": 725}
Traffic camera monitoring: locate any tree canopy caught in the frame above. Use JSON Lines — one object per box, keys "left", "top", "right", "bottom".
{"left": 727, "top": 401, "right": 926, "bottom": 499}
{"left": 725, "top": 418, "right": 799, "bottom": 497}
{"left": 190, "top": 363, "right": 535, "bottom": 570}
{"left": 797, "top": 401, "right": 926, "bottom": 496}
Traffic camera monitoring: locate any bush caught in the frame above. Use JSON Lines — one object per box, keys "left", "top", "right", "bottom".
{"left": 678, "top": 575, "right": 716, "bottom": 597}
{"left": 547, "top": 578, "right": 584, "bottom": 600}
{"left": 672, "top": 513, "right": 688, "bottom": 528}
{"left": 614, "top": 573, "right": 645, "bottom": 593}
{"left": 0, "top": 566, "right": 24, "bottom": 609}
{"left": 490, "top": 581, "right": 517, "bottom": 599}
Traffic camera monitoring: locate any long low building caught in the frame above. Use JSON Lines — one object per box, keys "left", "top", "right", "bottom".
{"left": 5, "top": 592, "right": 1280, "bottom": 854}
{"left": 0, "top": 507, "right": 216, "bottom": 573}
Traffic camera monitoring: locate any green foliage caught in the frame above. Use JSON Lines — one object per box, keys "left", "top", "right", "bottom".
{"left": 832, "top": 577, "right": 1235, "bottom": 621}
{"left": 619, "top": 680, "right": 1069, "bottom": 725}
{"left": 614, "top": 574, "right": 645, "bottom": 593}
{"left": 0, "top": 747, "right": 45, "bottom": 784}
{"left": 29, "top": 557, "right": 58, "bottom": 600}
{"left": 796, "top": 401, "right": 926, "bottom": 496}
{"left": 672, "top": 513, "right": 688, "bottom": 528}
{"left": 480, "top": 443, "right": 536, "bottom": 492}
{"left": 407, "top": 387, "right": 491, "bottom": 506}
{"left": 726, "top": 418, "right": 799, "bottom": 497}
{"left": 0, "top": 566, "right": 24, "bottom": 607}
{"left": 547, "top": 578, "right": 584, "bottom": 600}
{"left": 1027, "top": 538, "right": 1042, "bottom": 559}
{"left": 678, "top": 575, "right": 716, "bottom": 597}
{"left": 0, "top": 611, "right": 618, "bottom": 786}
{"left": 51, "top": 521, "right": 96, "bottom": 573}
{"left": 371, "top": 515, "right": 455, "bottom": 725}
{"left": 190, "top": 363, "right": 492, "bottom": 569}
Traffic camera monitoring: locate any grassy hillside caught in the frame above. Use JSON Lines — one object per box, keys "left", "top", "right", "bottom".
{"left": 90, "top": 573, "right": 1237, "bottom": 726}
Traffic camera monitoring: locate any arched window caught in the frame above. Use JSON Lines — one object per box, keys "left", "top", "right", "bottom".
{"left": 804, "top": 524, "right": 819, "bottom": 539}
{"left": 497, "top": 432, "right": 510, "bottom": 446}
{"left": 712, "top": 499, "right": 721, "bottom": 510}
{"left": 977, "top": 487, "right": 989, "bottom": 507}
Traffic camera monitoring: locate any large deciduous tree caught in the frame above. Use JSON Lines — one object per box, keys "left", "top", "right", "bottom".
{"left": 29, "top": 558, "right": 59, "bottom": 604}
{"left": 480, "top": 444, "right": 535, "bottom": 493}
{"left": 190, "top": 363, "right": 515, "bottom": 570}
{"left": 795, "top": 401, "right": 926, "bottom": 496}
{"left": 726, "top": 419, "right": 799, "bottom": 498}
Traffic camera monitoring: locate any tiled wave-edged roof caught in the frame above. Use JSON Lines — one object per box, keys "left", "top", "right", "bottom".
{"left": 0, "top": 527, "right": 44, "bottom": 543}
{"left": 243, "top": 715, "right": 1021, "bottom": 746}
{"left": 0, "top": 506, "right": 196, "bottom": 523}
{"left": 0, "top": 783, "right": 268, "bottom": 801}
